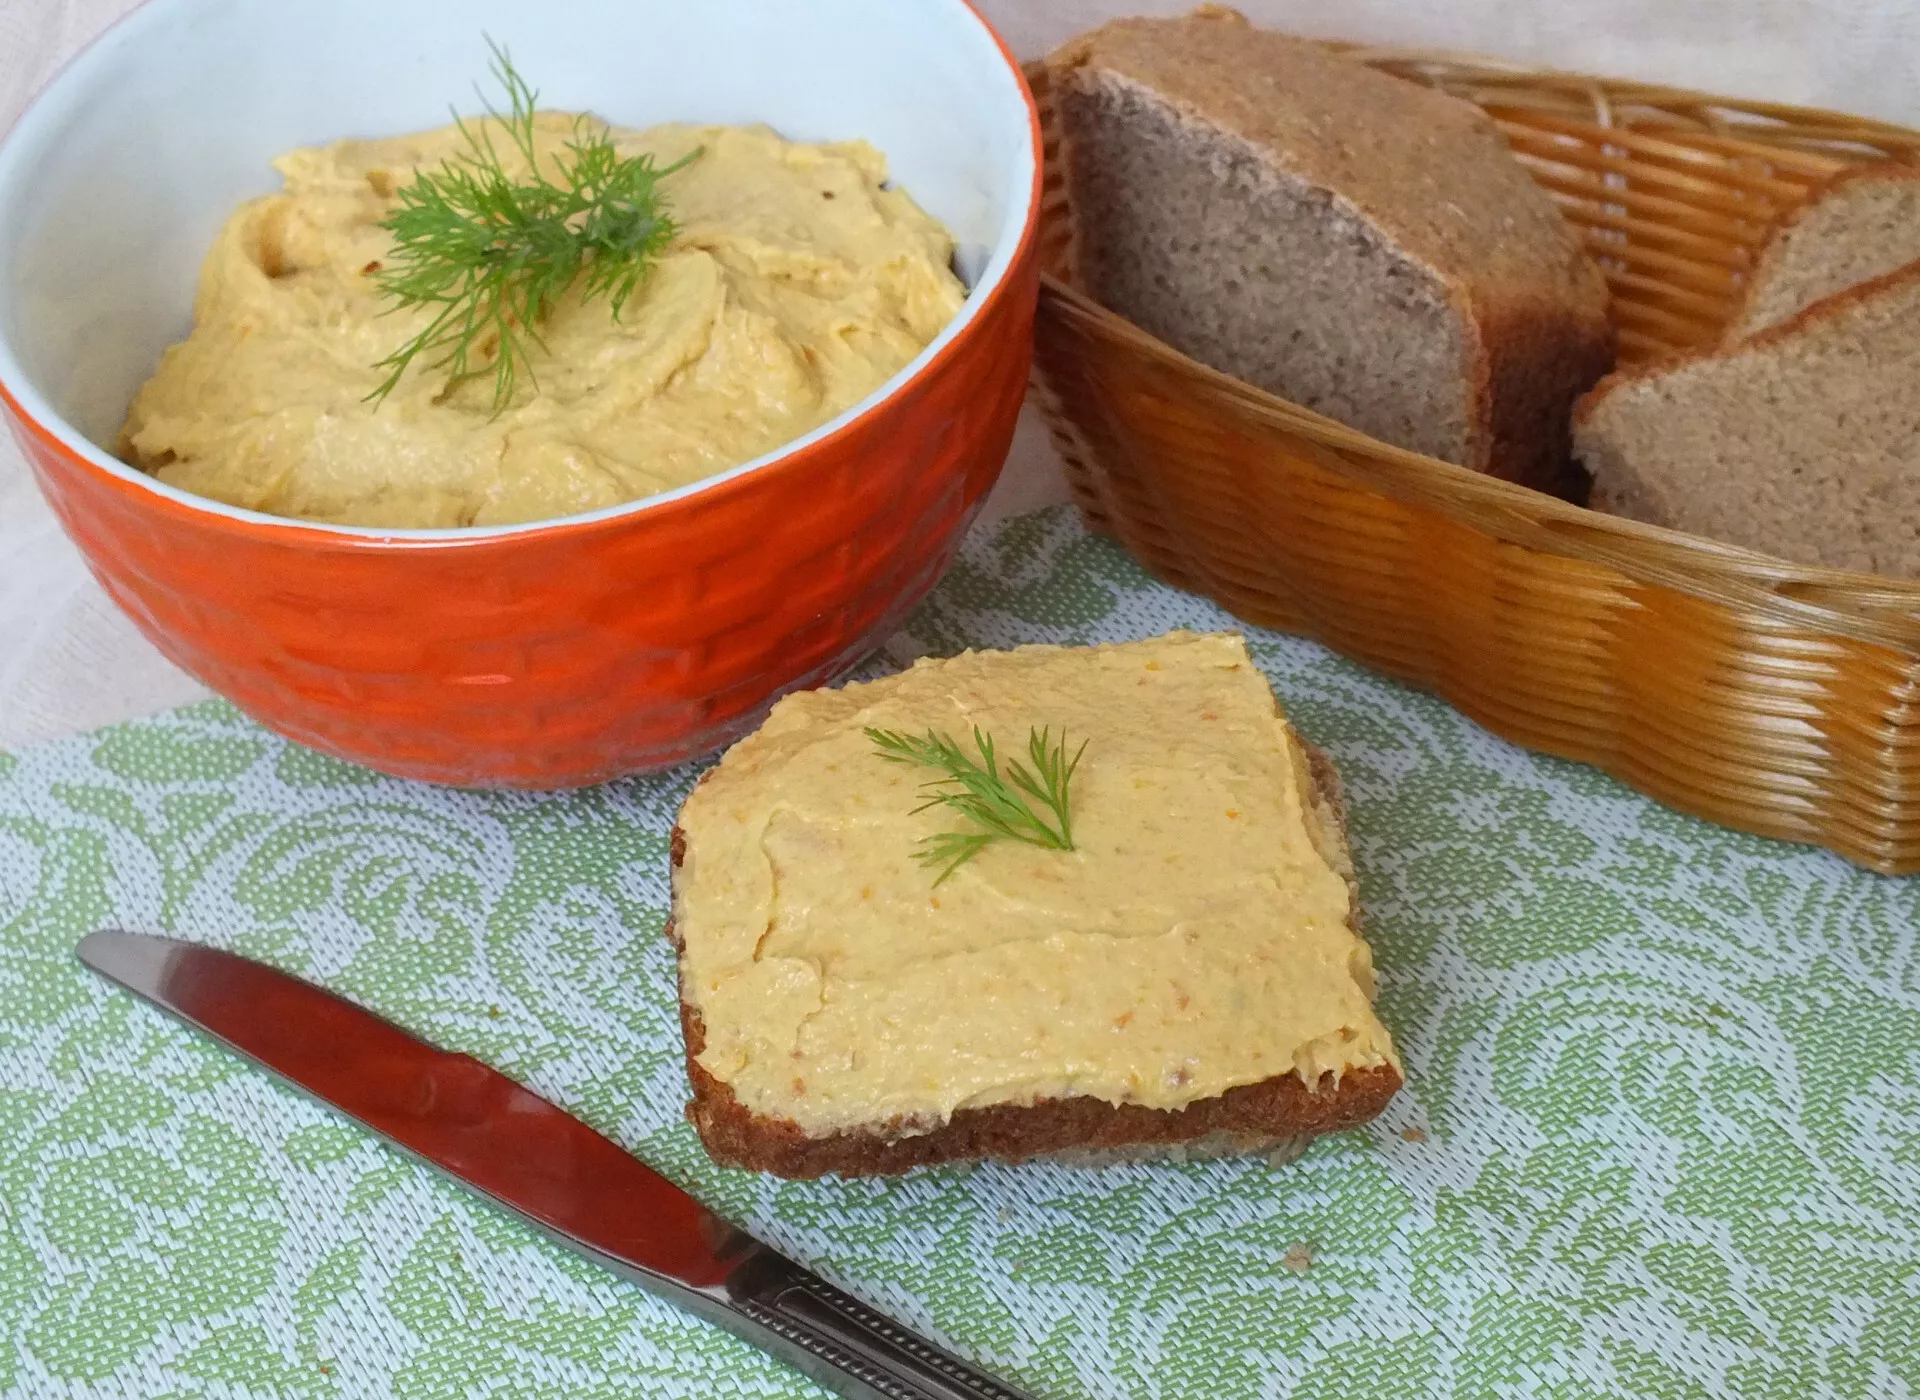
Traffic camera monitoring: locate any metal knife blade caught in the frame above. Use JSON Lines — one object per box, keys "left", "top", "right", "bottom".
{"left": 77, "top": 929, "right": 1039, "bottom": 1400}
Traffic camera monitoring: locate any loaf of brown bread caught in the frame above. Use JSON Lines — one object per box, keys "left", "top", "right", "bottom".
{"left": 1575, "top": 259, "right": 1920, "bottom": 576}
{"left": 1729, "top": 164, "right": 1920, "bottom": 339}
{"left": 1045, "top": 8, "right": 1614, "bottom": 491}
{"left": 667, "top": 632, "right": 1402, "bottom": 1178}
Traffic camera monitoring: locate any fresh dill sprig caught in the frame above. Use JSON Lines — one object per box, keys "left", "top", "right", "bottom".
{"left": 367, "top": 39, "right": 696, "bottom": 412}
{"left": 867, "top": 725, "right": 1086, "bottom": 884}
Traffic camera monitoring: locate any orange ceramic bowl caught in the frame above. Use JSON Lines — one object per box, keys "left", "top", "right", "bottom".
{"left": 0, "top": 0, "right": 1039, "bottom": 786}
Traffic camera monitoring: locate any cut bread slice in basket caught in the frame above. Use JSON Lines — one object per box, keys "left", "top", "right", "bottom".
{"left": 1578, "top": 257, "right": 1920, "bottom": 577}
{"left": 1726, "top": 163, "right": 1920, "bottom": 340}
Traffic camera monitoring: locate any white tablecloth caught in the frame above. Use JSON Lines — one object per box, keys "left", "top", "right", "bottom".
{"left": 5, "top": 0, "right": 1918, "bottom": 749}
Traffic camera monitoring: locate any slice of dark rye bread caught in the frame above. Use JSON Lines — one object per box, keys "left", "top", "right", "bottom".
{"left": 1044, "top": 7, "right": 1614, "bottom": 493}
{"left": 665, "top": 744, "right": 1402, "bottom": 1179}
{"left": 1728, "top": 164, "right": 1920, "bottom": 340}
{"left": 1574, "top": 257, "right": 1920, "bottom": 577}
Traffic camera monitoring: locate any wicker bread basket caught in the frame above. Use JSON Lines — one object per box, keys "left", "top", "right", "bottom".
{"left": 1024, "top": 48, "right": 1920, "bottom": 876}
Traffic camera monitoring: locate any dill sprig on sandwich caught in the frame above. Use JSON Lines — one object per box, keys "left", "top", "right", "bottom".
{"left": 867, "top": 726, "right": 1085, "bottom": 883}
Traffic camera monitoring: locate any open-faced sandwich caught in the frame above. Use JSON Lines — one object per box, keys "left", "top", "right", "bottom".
{"left": 667, "top": 630, "right": 1400, "bottom": 1178}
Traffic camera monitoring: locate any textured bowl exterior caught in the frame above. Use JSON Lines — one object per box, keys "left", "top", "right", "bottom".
{"left": 2, "top": 255, "right": 1034, "bottom": 786}
{"left": 1029, "top": 52, "right": 1920, "bottom": 876}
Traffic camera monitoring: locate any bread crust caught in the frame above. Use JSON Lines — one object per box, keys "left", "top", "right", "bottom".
{"left": 1045, "top": 8, "right": 1614, "bottom": 493}
{"left": 1725, "top": 162, "right": 1920, "bottom": 340}
{"left": 667, "top": 741, "right": 1403, "bottom": 1179}
{"left": 1575, "top": 252, "right": 1920, "bottom": 432}
{"left": 1473, "top": 290, "right": 1617, "bottom": 498}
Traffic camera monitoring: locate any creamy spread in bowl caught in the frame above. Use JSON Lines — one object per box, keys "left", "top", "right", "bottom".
{"left": 120, "top": 117, "right": 966, "bottom": 528}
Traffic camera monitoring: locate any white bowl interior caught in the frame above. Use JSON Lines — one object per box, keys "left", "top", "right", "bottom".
{"left": 0, "top": 0, "right": 1034, "bottom": 538}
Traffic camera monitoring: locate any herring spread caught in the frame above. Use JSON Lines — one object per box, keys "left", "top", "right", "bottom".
{"left": 120, "top": 118, "right": 966, "bottom": 527}
{"left": 671, "top": 631, "right": 1399, "bottom": 1135}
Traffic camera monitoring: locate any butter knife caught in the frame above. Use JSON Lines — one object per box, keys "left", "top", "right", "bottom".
{"left": 76, "top": 929, "right": 1038, "bottom": 1400}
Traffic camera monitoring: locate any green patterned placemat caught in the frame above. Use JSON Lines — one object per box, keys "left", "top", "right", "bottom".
{"left": 2, "top": 505, "right": 1917, "bottom": 1399}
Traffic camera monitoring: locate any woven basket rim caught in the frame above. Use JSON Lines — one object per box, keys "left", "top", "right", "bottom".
{"left": 1314, "top": 41, "right": 1920, "bottom": 144}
